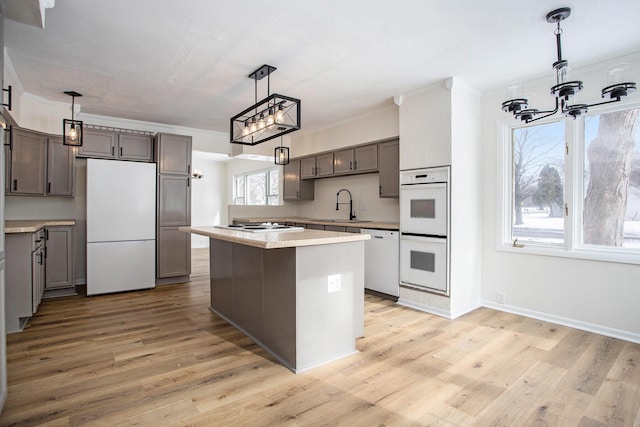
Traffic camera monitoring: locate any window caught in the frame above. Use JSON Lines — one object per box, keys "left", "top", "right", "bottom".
{"left": 233, "top": 167, "right": 280, "bottom": 206}
{"left": 500, "top": 102, "right": 640, "bottom": 264}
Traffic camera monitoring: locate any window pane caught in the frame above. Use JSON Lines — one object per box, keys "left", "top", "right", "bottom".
{"left": 234, "top": 175, "right": 245, "bottom": 205}
{"left": 583, "top": 108, "right": 640, "bottom": 248}
{"left": 511, "top": 121, "right": 565, "bottom": 244}
{"left": 269, "top": 170, "right": 279, "bottom": 196}
{"left": 247, "top": 172, "right": 266, "bottom": 205}
{"left": 267, "top": 195, "right": 279, "bottom": 206}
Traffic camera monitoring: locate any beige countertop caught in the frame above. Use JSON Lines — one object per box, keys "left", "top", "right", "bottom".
{"left": 180, "top": 226, "right": 370, "bottom": 249}
{"left": 5, "top": 219, "right": 77, "bottom": 234}
{"left": 232, "top": 217, "right": 399, "bottom": 230}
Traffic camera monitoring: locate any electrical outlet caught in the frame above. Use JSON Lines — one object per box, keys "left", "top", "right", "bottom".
{"left": 328, "top": 274, "right": 341, "bottom": 293}
{"left": 496, "top": 291, "right": 506, "bottom": 304}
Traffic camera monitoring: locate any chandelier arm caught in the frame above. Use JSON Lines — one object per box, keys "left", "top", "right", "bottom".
{"left": 585, "top": 98, "right": 622, "bottom": 109}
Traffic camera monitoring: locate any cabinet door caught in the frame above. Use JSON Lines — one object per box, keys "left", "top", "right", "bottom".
{"left": 334, "top": 149, "right": 354, "bottom": 174}
{"left": 378, "top": 140, "right": 399, "bottom": 198}
{"left": 158, "top": 175, "right": 191, "bottom": 226}
{"left": 300, "top": 157, "right": 316, "bottom": 179}
{"left": 283, "top": 160, "right": 314, "bottom": 201}
{"left": 47, "top": 137, "right": 75, "bottom": 197}
{"left": 157, "top": 227, "right": 191, "bottom": 278}
{"left": 118, "top": 133, "right": 153, "bottom": 162}
{"left": 156, "top": 133, "right": 192, "bottom": 175}
{"left": 315, "top": 153, "right": 334, "bottom": 177}
{"left": 45, "top": 226, "right": 74, "bottom": 290}
{"left": 9, "top": 128, "right": 46, "bottom": 195}
{"left": 31, "top": 245, "right": 45, "bottom": 314}
{"left": 77, "top": 129, "right": 117, "bottom": 159}
{"left": 354, "top": 144, "right": 378, "bottom": 172}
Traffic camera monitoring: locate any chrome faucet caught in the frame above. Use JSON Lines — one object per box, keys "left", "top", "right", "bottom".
{"left": 336, "top": 189, "right": 356, "bottom": 221}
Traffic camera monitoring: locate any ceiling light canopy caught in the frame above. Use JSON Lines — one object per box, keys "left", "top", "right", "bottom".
{"left": 63, "top": 90, "right": 83, "bottom": 146}
{"left": 230, "top": 65, "right": 301, "bottom": 146}
{"left": 502, "top": 7, "right": 636, "bottom": 123}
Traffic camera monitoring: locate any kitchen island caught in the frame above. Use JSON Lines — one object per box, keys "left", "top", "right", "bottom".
{"left": 180, "top": 226, "right": 369, "bottom": 373}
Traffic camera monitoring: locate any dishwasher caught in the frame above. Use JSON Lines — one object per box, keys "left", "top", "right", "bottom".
{"left": 361, "top": 229, "right": 399, "bottom": 297}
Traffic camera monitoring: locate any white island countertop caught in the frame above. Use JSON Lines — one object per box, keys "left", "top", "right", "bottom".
{"left": 180, "top": 226, "right": 370, "bottom": 249}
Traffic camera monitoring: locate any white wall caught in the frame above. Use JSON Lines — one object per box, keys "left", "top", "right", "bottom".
{"left": 190, "top": 151, "right": 228, "bottom": 248}
{"left": 481, "top": 52, "right": 640, "bottom": 341}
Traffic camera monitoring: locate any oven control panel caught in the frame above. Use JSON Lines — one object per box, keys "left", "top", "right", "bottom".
{"left": 400, "top": 167, "right": 450, "bottom": 185}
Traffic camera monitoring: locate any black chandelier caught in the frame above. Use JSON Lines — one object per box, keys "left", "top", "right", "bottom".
{"left": 502, "top": 7, "right": 636, "bottom": 123}
{"left": 230, "top": 65, "right": 301, "bottom": 145}
{"left": 63, "top": 91, "right": 83, "bottom": 146}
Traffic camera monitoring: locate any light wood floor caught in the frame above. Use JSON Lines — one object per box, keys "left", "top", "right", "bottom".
{"left": 1, "top": 248, "right": 639, "bottom": 426}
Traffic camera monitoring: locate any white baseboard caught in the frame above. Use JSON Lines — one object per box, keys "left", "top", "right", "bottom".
{"left": 450, "top": 300, "right": 482, "bottom": 319}
{"left": 397, "top": 298, "right": 453, "bottom": 319}
{"left": 482, "top": 300, "right": 640, "bottom": 345}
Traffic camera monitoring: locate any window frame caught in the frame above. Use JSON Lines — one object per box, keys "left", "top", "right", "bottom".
{"left": 232, "top": 167, "right": 281, "bottom": 206}
{"left": 497, "top": 99, "right": 640, "bottom": 265}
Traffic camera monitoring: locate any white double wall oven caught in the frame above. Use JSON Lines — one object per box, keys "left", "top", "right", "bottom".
{"left": 399, "top": 166, "right": 450, "bottom": 295}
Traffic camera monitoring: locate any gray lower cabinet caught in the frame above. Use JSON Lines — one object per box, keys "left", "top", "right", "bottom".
{"left": 5, "top": 229, "right": 45, "bottom": 332}
{"left": 45, "top": 226, "right": 74, "bottom": 290}
{"left": 378, "top": 139, "right": 399, "bottom": 198}
{"left": 157, "top": 227, "right": 191, "bottom": 278}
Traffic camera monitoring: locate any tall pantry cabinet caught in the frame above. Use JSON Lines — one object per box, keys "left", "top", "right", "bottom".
{"left": 154, "top": 133, "right": 192, "bottom": 284}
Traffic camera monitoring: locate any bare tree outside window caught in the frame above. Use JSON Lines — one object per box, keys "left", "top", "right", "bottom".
{"left": 512, "top": 121, "right": 565, "bottom": 243}
{"left": 583, "top": 108, "right": 640, "bottom": 247}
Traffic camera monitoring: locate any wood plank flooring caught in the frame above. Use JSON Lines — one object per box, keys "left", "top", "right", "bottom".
{"left": 1, "top": 248, "right": 639, "bottom": 426}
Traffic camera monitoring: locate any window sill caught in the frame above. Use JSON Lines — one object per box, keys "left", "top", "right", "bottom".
{"left": 497, "top": 241, "right": 640, "bottom": 266}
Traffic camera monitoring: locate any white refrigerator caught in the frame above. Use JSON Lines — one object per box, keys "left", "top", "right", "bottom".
{"left": 86, "top": 159, "right": 156, "bottom": 295}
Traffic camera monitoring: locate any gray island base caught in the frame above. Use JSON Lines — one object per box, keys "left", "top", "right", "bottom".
{"left": 180, "top": 226, "right": 368, "bottom": 373}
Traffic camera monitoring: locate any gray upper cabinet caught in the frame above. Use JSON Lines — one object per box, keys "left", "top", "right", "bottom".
{"left": 301, "top": 153, "right": 334, "bottom": 179}
{"left": 333, "top": 149, "right": 354, "bottom": 174}
{"left": 378, "top": 139, "right": 399, "bottom": 198}
{"left": 118, "top": 133, "right": 153, "bottom": 162}
{"left": 7, "top": 129, "right": 75, "bottom": 197}
{"left": 283, "top": 159, "right": 314, "bottom": 201}
{"left": 334, "top": 144, "right": 378, "bottom": 175}
{"left": 155, "top": 133, "right": 192, "bottom": 175}
{"left": 300, "top": 157, "right": 316, "bottom": 179}
{"left": 354, "top": 144, "right": 378, "bottom": 172}
{"left": 78, "top": 129, "right": 153, "bottom": 162}
{"left": 315, "top": 153, "right": 334, "bottom": 177}
{"left": 9, "top": 128, "right": 46, "bottom": 195}
{"left": 77, "top": 128, "right": 117, "bottom": 159}
{"left": 47, "top": 137, "right": 75, "bottom": 197}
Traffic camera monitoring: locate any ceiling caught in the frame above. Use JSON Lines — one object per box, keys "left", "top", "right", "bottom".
{"left": 4, "top": 0, "right": 640, "bottom": 135}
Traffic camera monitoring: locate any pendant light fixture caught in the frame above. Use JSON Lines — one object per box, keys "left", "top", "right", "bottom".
{"left": 274, "top": 127, "right": 290, "bottom": 165}
{"left": 230, "top": 64, "right": 301, "bottom": 145}
{"left": 63, "top": 91, "right": 83, "bottom": 146}
{"left": 502, "top": 7, "right": 636, "bottom": 123}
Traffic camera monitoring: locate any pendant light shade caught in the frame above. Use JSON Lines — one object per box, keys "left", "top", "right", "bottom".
{"left": 63, "top": 91, "right": 83, "bottom": 146}
{"left": 274, "top": 128, "right": 290, "bottom": 165}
